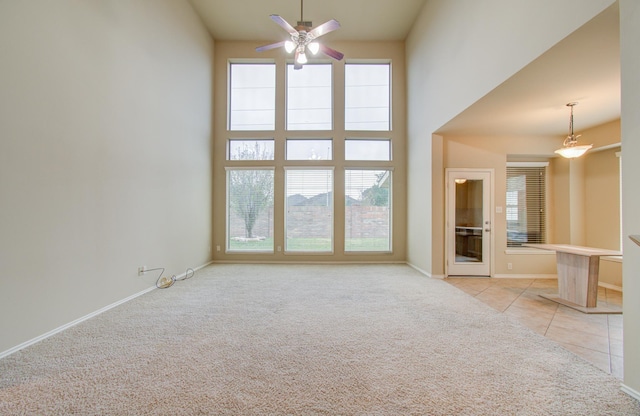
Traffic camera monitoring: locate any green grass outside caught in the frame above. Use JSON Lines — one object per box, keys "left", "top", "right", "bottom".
{"left": 228, "top": 237, "right": 389, "bottom": 252}
{"left": 228, "top": 237, "right": 274, "bottom": 251}
{"left": 345, "top": 238, "right": 390, "bottom": 252}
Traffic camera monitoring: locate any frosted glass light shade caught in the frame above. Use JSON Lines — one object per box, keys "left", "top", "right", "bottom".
{"left": 308, "top": 42, "right": 320, "bottom": 55}
{"left": 554, "top": 144, "right": 592, "bottom": 158}
{"left": 284, "top": 41, "right": 296, "bottom": 53}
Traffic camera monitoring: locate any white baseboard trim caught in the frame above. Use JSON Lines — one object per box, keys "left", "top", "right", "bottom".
{"left": 406, "top": 262, "right": 431, "bottom": 277}
{"left": 0, "top": 285, "right": 156, "bottom": 360}
{"left": 0, "top": 260, "right": 215, "bottom": 360}
{"left": 621, "top": 383, "right": 640, "bottom": 402}
{"left": 188, "top": 260, "right": 214, "bottom": 274}
{"left": 211, "top": 260, "right": 406, "bottom": 265}
{"left": 493, "top": 274, "right": 557, "bottom": 279}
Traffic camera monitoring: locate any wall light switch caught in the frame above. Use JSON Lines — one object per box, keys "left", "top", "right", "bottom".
{"left": 496, "top": 206, "right": 503, "bottom": 213}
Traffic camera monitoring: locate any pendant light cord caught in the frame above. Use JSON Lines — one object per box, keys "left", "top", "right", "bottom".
{"left": 569, "top": 104, "right": 574, "bottom": 137}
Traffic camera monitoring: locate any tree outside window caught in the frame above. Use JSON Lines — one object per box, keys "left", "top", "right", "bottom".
{"left": 227, "top": 142, "right": 274, "bottom": 251}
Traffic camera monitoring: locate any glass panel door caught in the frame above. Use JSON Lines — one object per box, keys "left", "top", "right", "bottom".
{"left": 447, "top": 170, "right": 491, "bottom": 276}
{"left": 455, "top": 179, "right": 484, "bottom": 263}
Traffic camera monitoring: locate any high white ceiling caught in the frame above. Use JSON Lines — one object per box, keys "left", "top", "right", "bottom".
{"left": 188, "top": 0, "right": 620, "bottom": 138}
{"left": 188, "top": 0, "right": 427, "bottom": 41}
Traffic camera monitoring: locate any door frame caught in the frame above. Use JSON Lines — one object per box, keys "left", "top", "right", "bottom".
{"left": 445, "top": 168, "right": 495, "bottom": 277}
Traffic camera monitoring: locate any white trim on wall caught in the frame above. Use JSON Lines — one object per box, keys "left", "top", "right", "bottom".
{"left": 0, "top": 286, "right": 156, "bottom": 360}
{"left": 493, "top": 274, "right": 557, "bottom": 279}
{"left": 621, "top": 384, "right": 640, "bottom": 403}
{"left": 0, "top": 261, "right": 214, "bottom": 360}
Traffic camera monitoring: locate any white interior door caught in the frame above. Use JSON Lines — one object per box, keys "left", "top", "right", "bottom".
{"left": 446, "top": 170, "right": 492, "bottom": 276}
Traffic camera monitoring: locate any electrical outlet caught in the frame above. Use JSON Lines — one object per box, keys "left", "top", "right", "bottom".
{"left": 507, "top": 263, "right": 513, "bottom": 270}
{"left": 277, "top": 246, "right": 282, "bottom": 252}
{"left": 216, "top": 245, "right": 221, "bottom": 252}
{"left": 138, "top": 266, "right": 146, "bottom": 275}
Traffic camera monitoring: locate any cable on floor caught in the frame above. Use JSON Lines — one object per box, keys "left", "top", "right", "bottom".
{"left": 144, "top": 267, "right": 195, "bottom": 289}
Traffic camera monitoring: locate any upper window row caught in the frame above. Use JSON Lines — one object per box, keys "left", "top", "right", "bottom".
{"left": 228, "top": 63, "right": 391, "bottom": 132}
{"left": 228, "top": 138, "right": 391, "bottom": 161}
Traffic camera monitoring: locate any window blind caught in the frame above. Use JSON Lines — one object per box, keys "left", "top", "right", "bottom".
{"left": 506, "top": 165, "right": 546, "bottom": 247}
{"left": 285, "top": 168, "right": 334, "bottom": 252}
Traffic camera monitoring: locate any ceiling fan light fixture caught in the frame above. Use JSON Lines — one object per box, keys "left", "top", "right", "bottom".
{"left": 555, "top": 102, "right": 593, "bottom": 159}
{"left": 284, "top": 40, "right": 296, "bottom": 53}
{"left": 255, "top": 0, "right": 343, "bottom": 69}
{"left": 308, "top": 42, "right": 320, "bottom": 55}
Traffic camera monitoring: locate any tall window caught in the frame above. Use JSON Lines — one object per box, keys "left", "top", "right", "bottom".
{"left": 285, "top": 168, "right": 334, "bottom": 252}
{"left": 345, "top": 170, "right": 391, "bottom": 252}
{"left": 506, "top": 163, "right": 547, "bottom": 247}
{"left": 227, "top": 168, "right": 274, "bottom": 251}
{"left": 287, "top": 64, "right": 332, "bottom": 130}
{"left": 224, "top": 59, "right": 396, "bottom": 257}
{"left": 229, "top": 63, "right": 275, "bottom": 131}
{"left": 345, "top": 63, "right": 390, "bottom": 130}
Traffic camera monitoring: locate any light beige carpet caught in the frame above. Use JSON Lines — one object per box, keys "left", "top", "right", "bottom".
{"left": 1, "top": 264, "right": 638, "bottom": 415}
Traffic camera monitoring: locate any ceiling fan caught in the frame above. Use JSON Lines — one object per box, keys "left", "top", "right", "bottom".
{"left": 256, "top": 0, "right": 344, "bottom": 70}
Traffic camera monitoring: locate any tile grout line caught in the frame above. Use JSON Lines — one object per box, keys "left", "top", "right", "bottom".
{"left": 502, "top": 279, "right": 534, "bottom": 313}
{"left": 540, "top": 280, "right": 559, "bottom": 337}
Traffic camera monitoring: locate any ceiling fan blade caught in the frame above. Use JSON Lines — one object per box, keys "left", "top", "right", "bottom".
{"left": 270, "top": 14, "right": 298, "bottom": 36}
{"left": 308, "top": 19, "right": 341, "bottom": 38}
{"left": 319, "top": 44, "right": 344, "bottom": 61}
{"left": 256, "top": 41, "right": 286, "bottom": 52}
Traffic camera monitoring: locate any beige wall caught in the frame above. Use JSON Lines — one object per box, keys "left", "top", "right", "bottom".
{"left": 440, "top": 135, "right": 560, "bottom": 277}
{"left": 405, "top": 0, "right": 616, "bottom": 275}
{"left": 620, "top": 0, "right": 640, "bottom": 396}
{"left": 212, "top": 41, "right": 407, "bottom": 263}
{"left": 0, "top": 0, "right": 213, "bottom": 353}
{"left": 551, "top": 157, "right": 572, "bottom": 243}
{"left": 585, "top": 147, "right": 621, "bottom": 250}
{"left": 551, "top": 121, "right": 622, "bottom": 250}
{"left": 439, "top": 122, "right": 621, "bottom": 282}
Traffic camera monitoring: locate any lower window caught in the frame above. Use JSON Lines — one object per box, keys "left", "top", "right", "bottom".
{"left": 285, "top": 168, "right": 334, "bottom": 252}
{"left": 506, "top": 164, "right": 546, "bottom": 247}
{"left": 345, "top": 169, "right": 391, "bottom": 252}
{"left": 226, "top": 168, "right": 274, "bottom": 252}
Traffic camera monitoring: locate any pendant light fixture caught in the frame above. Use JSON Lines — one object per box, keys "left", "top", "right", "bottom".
{"left": 554, "top": 102, "right": 592, "bottom": 158}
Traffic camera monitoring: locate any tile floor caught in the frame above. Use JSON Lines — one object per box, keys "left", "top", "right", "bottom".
{"left": 444, "top": 277, "right": 624, "bottom": 379}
